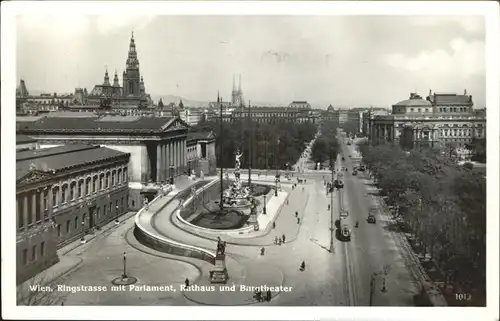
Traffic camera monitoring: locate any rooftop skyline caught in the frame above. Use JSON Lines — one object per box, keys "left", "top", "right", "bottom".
{"left": 16, "top": 14, "right": 485, "bottom": 108}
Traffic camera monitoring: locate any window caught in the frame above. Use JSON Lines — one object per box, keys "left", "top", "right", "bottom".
{"left": 99, "top": 174, "right": 104, "bottom": 190}
{"left": 23, "top": 249, "right": 28, "bottom": 265}
{"left": 116, "top": 200, "right": 119, "bottom": 213}
{"left": 93, "top": 176, "right": 98, "bottom": 193}
{"left": 75, "top": 217, "right": 78, "bottom": 230}
{"left": 99, "top": 206, "right": 103, "bottom": 218}
{"left": 32, "top": 245, "right": 37, "bottom": 262}
{"left": 52, "top": 188, "right": 58, "bottom": 207}
{"left": 112, "top": 171, "right": 116, "bottom": 186}
{"left": 57, "top": 224, "right": 61, "bottom": 237}
{"left": 66, "top": 220, "right": 70, "bottom": 234}
{"left": 83, "top": 214, "right": 86, "bottom": 225}
{"left": 78, "top": 180, "right": 83, "bottom": 198}
{"left": 410, "top": 108, "right": 414, "bottom": 112}
{"left": 62, "top": 185, "right": 67, "bottom": 203}
{"left": 86, "top": 178, "right": 91, "bottom": 195}
{"left": 40, "top": 241, "right": 45, "bottom": 257}
{"left": 43, "top": 190, "right": 49, "bottom": 211}
{"left": 105, "top": 173, "right": 110, "bottom": 188}
{"left": 123, "top": 168, "right": 127, "bottom": 182}
{"left": 132, "top": 200, "right": 135, "bottom": 208}
{"left": 109, "top": 203, "right": 112, "bottom": 214}
{"left": 70, "top": 182, "right": 75, "bottom": 200}
{"left": 118, "top": 169, "right": 122, "bottom": 184}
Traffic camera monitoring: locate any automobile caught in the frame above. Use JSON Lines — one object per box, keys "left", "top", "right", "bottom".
{"left": 367, "top": 214, "right": 376, "bottom": 224}
{"left": 340, "top": 225, "right": 351, "bottom": 240}
{"left": 358, "top": 165, "right": 366, "bottom": 172}
{"left": 352, "top": 169, "right": 358, "bottom": 176}
{"left": 342, "top": 156, "right": 345, "bottom": 161}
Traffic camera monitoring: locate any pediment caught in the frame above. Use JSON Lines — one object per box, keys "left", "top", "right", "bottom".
{"left": 162, "top": 117, "right": 190, "bottom": 132}
{"left": 18, "top": 170, "right": 54, "bottom": 185}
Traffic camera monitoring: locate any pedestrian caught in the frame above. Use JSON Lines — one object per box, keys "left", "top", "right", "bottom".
{"left": 295, "top": 211, "right": 298, "bottom": 217}
{"left": 286, "top": 199, "right": 289, "bottom": 205}
{"left": 272, "top": 222, "right": 276, "bottom": 229}
{"left": 275, "top": 236, "right": 279, "bottom": 244}
{"left": 282, "top": 234, "right": 286, "bottom": 243}
{"left": 266, "top": 289, "right": 272, "bottom": 302}
{"left": 185, "top": 278, "right": 190, "bottom": 287}
{"left": 297, "top": 217, "right": 300, "bottom": 224}
{"left": 278, "top": 237, "right": 282, "bottom": 246}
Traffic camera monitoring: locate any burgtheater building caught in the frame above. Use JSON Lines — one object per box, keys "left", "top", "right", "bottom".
{"left": 16, "top": 145, "right": 130, "bottom": 283}
{"left": 368, "top": 91, "right": 486, "bottom": 148}
{"left": 16, "top": 115, "right": 190, "bottom": 210}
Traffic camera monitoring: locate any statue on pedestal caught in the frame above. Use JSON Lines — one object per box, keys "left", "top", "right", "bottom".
{"left": 235, "top": 150, "right": 243, "bottom": 170}
{"left": 216, "top": 236, "right": 226, "bottom": 256}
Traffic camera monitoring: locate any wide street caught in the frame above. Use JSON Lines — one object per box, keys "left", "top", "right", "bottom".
{"left": 48, "top": 133, "right": 418, "bottom": 306}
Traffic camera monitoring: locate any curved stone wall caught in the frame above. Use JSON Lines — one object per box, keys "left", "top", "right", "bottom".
{"left": 133, "top": 186, "right": 216, "bottom": 265}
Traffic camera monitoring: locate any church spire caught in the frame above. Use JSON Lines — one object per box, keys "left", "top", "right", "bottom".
{"left": 126, "top": 31, "right": 139, "bottom": 70}
{"left": 113, "top": 69, "right": 120, "bottom": 87}
{"left": 232, "top": 74, "right": 236, "bottom": 91}
{"left": 238, "top": 74, "right": 242, "bottom": 92}
{"left": 103, "top": 66, "right": 110, "bottom": 86}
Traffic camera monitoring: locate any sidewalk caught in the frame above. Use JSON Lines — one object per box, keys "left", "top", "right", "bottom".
{"left": 19, "top": 211, "right": 137, "bottom": 290}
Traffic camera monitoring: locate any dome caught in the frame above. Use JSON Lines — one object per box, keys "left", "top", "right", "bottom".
{"left": 393, "top": 93, "right": 432, "bottom": 107}
{"left": 394, "top": 98, "right": 432, "bottom": 107}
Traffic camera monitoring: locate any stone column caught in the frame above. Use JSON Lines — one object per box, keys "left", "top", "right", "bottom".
{"left": 40, "top": 189, "right": 45, "bottom": 221}
{"left": 23, "top": 194, "right": 29, "bottom": 231}
{"left": 169, "top": 141, "right": 173, "bottom": 179}
{"left": 175, "top": 139, "right": 179, "bottom": 176}
{"left": 163, "top": 142, "right": 168, "bottom": 181}
{"left": 156, "top": 144, "right": 161, "bottom": 183}
{"left": 32, "top": 192, "right": 37, "bottom": 224}
{"left": 48, "top": 187, "right": 53, "bottom": 220}
{"left": 183, "top": 139, "right": 187, "bottom": 174}
{"left": 160, "top": 144, "right": 165, "bottom": 182}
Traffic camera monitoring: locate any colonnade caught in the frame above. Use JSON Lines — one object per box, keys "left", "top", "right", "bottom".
{"left": 371, "top": 124, "right": 395, "bottom": 143}
{"left": 156, "top": 137, "right": 187, "bottom": 183}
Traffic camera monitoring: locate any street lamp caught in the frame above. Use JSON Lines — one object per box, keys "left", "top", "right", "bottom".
{"left": 122, "top": 252, "right": 128, "bottom": 279}
{"left": 80, "top": 221, "right": 86, "bottom": 243}
{"left": 263, "top": 194, "right": 267, "bottom": 214}
{"left": 115, "top": 205, "right": 119, "bottom": 224}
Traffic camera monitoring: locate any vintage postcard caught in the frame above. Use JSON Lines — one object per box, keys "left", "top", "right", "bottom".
{"left": 1, "top": 1, "right": 498, "bottom": 321}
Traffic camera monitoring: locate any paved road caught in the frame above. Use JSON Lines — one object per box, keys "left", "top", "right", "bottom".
{"left": 335, "top": 137, "right": 418, "bottom": 306}
{"left": 53, "top": 131, "right": 418, "bottom": 306}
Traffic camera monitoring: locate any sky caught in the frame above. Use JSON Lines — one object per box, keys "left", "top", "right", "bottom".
{"left": 16, "top": 14, "right": 486, "bottom": 108}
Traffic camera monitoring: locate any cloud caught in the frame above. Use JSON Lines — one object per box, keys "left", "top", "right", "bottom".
{"left": 383, "top": 37, "right": 484, "bottom": 79}
{"left": 17, "top": 14, "right": 90, "bottom": 37}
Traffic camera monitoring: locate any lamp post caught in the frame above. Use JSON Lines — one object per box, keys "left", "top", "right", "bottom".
{"left": 263, "top": 194, "right": 267, "bottom": 214}
{"left": 80, "top": 221, "right": 86, "bottom": 243}
{"left": 115, "top": 205, "right": 119, "bottom": 224}
{"left": 122, "top": 252, "right": 128, "bottom": 279}
{"left": 170, "top": 165, "right": 175, "bottom": 185}
{"left": 369, "top": 272, "right": 377, "bottom": 306}
{"left": 329, "top": 163, "right": 335, "bottom": 254}
{"left": 218, "top": 91, "right": 224, "bottom": 211}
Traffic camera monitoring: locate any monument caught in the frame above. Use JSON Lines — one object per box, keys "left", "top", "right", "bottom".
{"left": 210, "top": 237, "right": 229, "bottom": 284}
{"left": 222, "top": 150, "right": 250, "bottom": 207}
{"left": 247, "top": 198, "right": 259, "bottom": 231}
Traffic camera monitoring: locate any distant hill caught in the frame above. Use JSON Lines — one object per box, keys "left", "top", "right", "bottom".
{"left": 150, "top": 94, "right": 209, "bottom": 108}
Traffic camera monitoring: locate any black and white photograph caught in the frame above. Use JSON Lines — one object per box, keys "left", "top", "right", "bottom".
{"left": 2, "top": 1, "right": 499, "bottom": 321}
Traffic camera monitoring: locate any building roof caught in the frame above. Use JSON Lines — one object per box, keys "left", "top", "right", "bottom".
{"left": 16, "top": 134, "right": 37, "bottom": 144}
{"left": 16, "top": 145, "right": 129, "bottom": 181}
{"left": 187, "top": 131, "right": 215, "bottom": 142}
{"left": 394, "top": 93, "right": 432, "bottom": 107}
{"left": 45, "top": 111, "right": 97, "bottom": 118}
{"left": 432, "top": 93, "right": 472, "bottom": 106}
{"left": 16, "top": 115, "right": 184, "bottom": 134}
